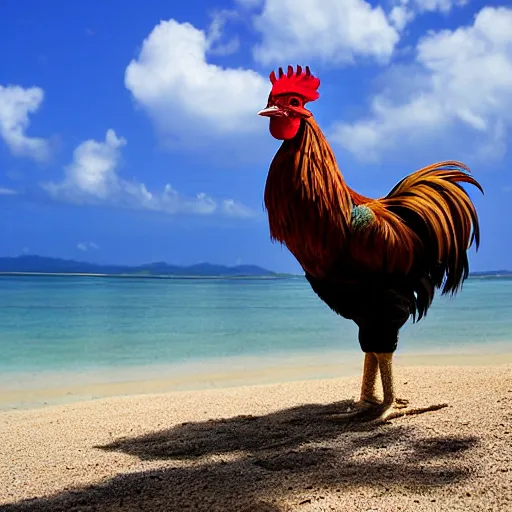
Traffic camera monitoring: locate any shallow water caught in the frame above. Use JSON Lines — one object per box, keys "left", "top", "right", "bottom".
{"left": 0, "top": 275, "right": 510, "bottom": 396}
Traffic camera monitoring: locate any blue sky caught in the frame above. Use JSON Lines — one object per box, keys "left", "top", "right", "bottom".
{"left": 1, "top": 0, "right": 511, "bottom": 272}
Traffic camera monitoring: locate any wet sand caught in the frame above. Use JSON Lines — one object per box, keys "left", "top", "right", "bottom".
{"left": 2, "top": 350, "right": 512, "bottom": 411}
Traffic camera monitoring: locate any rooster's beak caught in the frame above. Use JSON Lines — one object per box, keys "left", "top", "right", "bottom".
{"left": 257, "top": 105, "right": 285, "bottom": 117}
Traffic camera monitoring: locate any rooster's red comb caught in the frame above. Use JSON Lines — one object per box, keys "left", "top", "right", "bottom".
{"left": 269, "top": 65, "right": 320, "bottom": 103}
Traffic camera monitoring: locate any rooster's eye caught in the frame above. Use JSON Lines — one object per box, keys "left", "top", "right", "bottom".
{"left": 289, "top": 97, "right": 301, "bottom": 107}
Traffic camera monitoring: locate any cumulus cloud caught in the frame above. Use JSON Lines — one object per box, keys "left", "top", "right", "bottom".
{"left": 251, "top": 0, "right": 400, "bottom": 66}
{"left": 389, "top": 5, "right": 415, "bottom": 31}
{"left": 43, "top": 130, "right": 254, "bottom": 218}
{"left": 0, "top": 85, "right": 50, "bottom": 161}
{"left": 331, "top": 6, "right": 512, "bottom": 162}
{"left": 124, "top": 19, "right": 268, "bottom": 145}
{"left": 44, "top": 129, "right": 127, "bottom": 202}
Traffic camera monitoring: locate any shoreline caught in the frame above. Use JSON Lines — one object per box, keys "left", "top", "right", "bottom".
{"left": 2, "top": 347, "right": 512, "bottom": 412}
{"left": 1, "top": 363, "right": 511, "bottom": 511}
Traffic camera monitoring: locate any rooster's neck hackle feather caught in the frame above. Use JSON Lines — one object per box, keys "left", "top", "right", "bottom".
{"left": 264, "top": 118, "right": 353, "bottom": 275}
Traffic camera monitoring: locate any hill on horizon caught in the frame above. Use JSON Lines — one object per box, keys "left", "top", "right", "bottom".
{"left": 0, "top": 255, "right": 509, "bottom": 279}
{"left": 0, "top": 255, "right": 278, "bottom": 277}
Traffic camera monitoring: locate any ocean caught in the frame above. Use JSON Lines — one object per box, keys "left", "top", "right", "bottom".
{"left": 1, "top": 275, "right": 511, "bottom": 408}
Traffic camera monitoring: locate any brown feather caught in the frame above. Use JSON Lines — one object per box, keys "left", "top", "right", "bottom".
{"left": 264, "top": 117, "right": 352, "bottom": 277}
{"left": 264, "top": 118, "right": 483, "bottom": 321}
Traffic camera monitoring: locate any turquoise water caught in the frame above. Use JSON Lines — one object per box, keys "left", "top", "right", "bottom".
{"left": 1, "top": 275, "right": 511, "bottom": 378}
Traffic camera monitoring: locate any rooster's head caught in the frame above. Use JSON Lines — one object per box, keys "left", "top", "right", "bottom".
{"left": 258, "top": 65, "right": 320, "bottom": 140}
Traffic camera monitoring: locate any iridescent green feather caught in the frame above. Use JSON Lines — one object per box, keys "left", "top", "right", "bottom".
{"left": 351, "top": 205, "right": 375, "bottom": 230}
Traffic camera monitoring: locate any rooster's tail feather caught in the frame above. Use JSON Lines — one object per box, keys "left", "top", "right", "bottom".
{"left": 381, "top": 160, "right": 482, "bottom": 301}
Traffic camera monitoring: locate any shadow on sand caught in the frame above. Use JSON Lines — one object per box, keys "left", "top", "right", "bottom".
{"left": 2, "top": 400, "right": 478, "bottom": 511}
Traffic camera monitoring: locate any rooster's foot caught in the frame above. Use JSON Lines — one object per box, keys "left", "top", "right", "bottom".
{"left": 340, "top": 398, "right": 411, "bottom": 423}
{"left": 340, "top": 398, "right": 381, "bottom": 416}
{"left": 342, "top": 399, "right": 449, "bottom": 424}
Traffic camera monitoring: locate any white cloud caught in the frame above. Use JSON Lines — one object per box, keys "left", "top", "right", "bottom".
{"left": 0, "top": 187, "right": 17, "bottom": 195}
{"left": 389, "top": 5, "right": 415, "bottom": 31}
{"left": 0, "top": 85, "right": 50, "bottom": 161}
{"left": 43, "top": 130, "right": 254, "bottom": 218}
{"left": 77, "top": 242, "right": 99, "bottom": 252}
{"left": 412, "top": 0, "right": 468, "bottom": 14}
{"left": 251, "top": 0, "right": 399, "bottom": 66}
{"left": 221, "top": 198, "right": 256, "bottom": 218}
{"left": 332, "top": 6, "right": 512, "bottom": 162}
{"left": 44, "top": 129, "right": 127, "bottom": 202}
{"left": 206, "top": 10, "right": 240, "bottom": 56}
{"left": 124, "top": 19, "right": 268, "bottom": 145}
{"left": 389, "top": 0, "right": 468, "bottom": 31}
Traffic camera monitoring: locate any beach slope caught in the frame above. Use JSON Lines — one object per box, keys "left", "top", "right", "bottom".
{"left": 1, "top": 364, "right": 511, "bottom": 511}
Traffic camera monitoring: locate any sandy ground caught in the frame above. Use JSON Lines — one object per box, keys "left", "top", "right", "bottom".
{"left": 0, "top": 363, "right": 511, "bottom": 511}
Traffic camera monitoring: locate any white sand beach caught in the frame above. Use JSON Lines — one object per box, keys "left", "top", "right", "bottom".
{"left": 1, "top": 360, "right": 511, "bottom": 511}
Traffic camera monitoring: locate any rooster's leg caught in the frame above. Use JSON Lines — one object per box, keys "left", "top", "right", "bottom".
{"left": 371, "top": 352, "right": 409, "bottom": 420}
{"left": 340, "top": 352, "right": 448, "bottom": 422}
{"left": 341, "top": 353, "right": 381, "bottom": 416}
{"left": 357, "top": 352, "right": 381, "bottom": 406}
{"left": 342, "top": 352, "right": 409, "bottom": 421}
{"left": 376, "top": 352, "right": 396, "bottom": 413}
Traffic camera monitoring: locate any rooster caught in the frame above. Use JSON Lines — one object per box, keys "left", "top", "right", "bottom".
{"left": 259, "top": 65, "right": 482, "bottom": 421}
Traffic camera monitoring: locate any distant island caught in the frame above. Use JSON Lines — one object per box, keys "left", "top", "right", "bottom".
{"left": 0, "top": 255, "right": 509, "bottom": 280}
{"left": 0, "top": 255, "right": 285, "bottom": 279}
{"left": 469, "top": 270, "right": 512, "bottom": 277}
